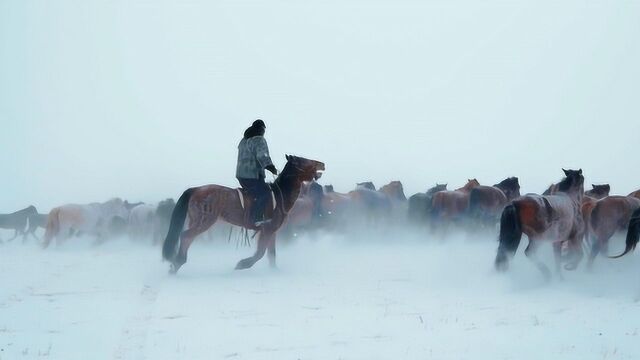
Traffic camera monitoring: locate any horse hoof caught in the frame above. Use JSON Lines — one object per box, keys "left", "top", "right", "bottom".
{"left": 169, "top": 264, "right": 179, "bottom": 275}
{"left": 235, "top": 258, "right": 252, "bottom": 270}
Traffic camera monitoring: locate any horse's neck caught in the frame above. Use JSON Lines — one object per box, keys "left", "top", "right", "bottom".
{"left": 275, "top": 176, "right": 303, "bottom": 212}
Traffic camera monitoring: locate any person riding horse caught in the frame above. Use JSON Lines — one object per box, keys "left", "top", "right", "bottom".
{"left": 236, "top": 120, "right": 278, "bottom": 226}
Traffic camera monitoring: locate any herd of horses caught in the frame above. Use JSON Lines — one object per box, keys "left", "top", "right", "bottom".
{"left": 2, "top": 155, "right": 640, "bottom": 280}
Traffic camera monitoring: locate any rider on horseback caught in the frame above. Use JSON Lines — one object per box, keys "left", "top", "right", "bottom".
{"left": 236, "top": 120, "right": 278, "bottom": 226}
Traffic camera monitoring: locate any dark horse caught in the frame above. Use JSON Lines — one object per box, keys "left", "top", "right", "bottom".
{"left": 467, "top": 177, "right": 520, "bottom": 227}
{"left": 408, "top": 184, "right": 447, "bottom": 226}
{"left": 162, "top": 155, "right": 325, "bottom": 273}
{"left": 495, "top": 169, "right": 584, "bottom": 279}
{"left": 0, "top": 205, "right": 38, "bottom": 242}
{"left": 430, "top": 179, "right": 480, "bottom": 230}
{"left": 25, "top": 213, "right": 48, "bottom": 241}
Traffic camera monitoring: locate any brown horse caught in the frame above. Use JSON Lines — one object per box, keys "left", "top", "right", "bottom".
{"left": 495, "top": 169, "right": 584, "bottom": 279}
{"left": 581, "top": 184, "right": 611, "bottom": 248}
{"left": 320, "top": 185, "right": 354, "bottom": 229}
{"left": 467, "top": 177, "right": 520, "bottom": 227}
{"left": 430, "top": 179, "right": 480, "bottom": 228}
{"left": 610, "top": 207, "right": 640, "bottom": 259}
{"left": 43, "top": 198, "right": 131, "bottom": 247}
{"left": 162, "top": 155, "right": 325, "bottom": 273}
{"left": 587, "top": 195, "right": 640, "bottom": 268}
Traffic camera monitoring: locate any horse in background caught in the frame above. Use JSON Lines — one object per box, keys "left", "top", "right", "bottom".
{"left": 162, "top": 155, "right": 325, "bottom": 273}
{"left": 278, "top": 181, "right": 325, "bottom": 240}
{"left": 408, "top": 184, "right": 447, "bottom": 227}
{"left": 430, "top": 179, "right": 480, "bottom": 231}
{"left": 467, "top": 177, "right": 520, "bottom": 228}
{"left": 610, "top": 207, "right": 640, "bottom": 259}
{"left": 586, "top": 195, "right": 640, "bottom": 268}
{"left": 43, "top": 198, "right": 131, "bottom": 248}
{"left": 581, "top": 184, "right": 611, "bottom": 248}
{"left": 153, "top": 198, "right": 175, "bottom": 245}
{"left": 495, "top": 169, "right": 584, "bottom": 280}
{"left": 585, "top": 184, "right": 610, "bottom": 199}
{"left": 25, "top": 213, "right": 48, "bottom": 241}
{"left": 128, "top": 203, "right": 155, "bottom": 241}
{"left": 0, "top": 206, "right": 38, "bottom": 242}
{"left": 628, "top": 189, "right": 640, "bottom": 200}
{"left": 348, "top": 182, "right": 392, "bottom": 226}
{"left": 321, "top": 185, "right": 354, "bottom": 230}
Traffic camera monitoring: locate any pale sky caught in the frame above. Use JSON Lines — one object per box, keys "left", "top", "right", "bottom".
{"left": 1, "top": 0, "right": 639, "bottom": 212}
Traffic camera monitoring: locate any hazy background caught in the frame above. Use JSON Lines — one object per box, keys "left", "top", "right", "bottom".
{"left": 2, "top": 0, "right": 639, "bottom": 212}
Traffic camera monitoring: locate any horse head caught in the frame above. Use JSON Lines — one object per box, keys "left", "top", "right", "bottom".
{"left": 495, "top": 177, "right": 521, "bottom": 200}
{"left": 427, "top": 183, "right": 447, "bottom": 195}
{"left": 356, "top": 182, "right": 376, "bottom": 191}
{"left": 557, "top": 168, "right": 584, "bottom": 199}
{"left": 586, "top": 184, "right": 610, "bottom": 199}
{"left": 282, "top": 155, "right": 325, "bottom": 183}
{"left": 458, "top": 179, "right": 480, "bottom": 192}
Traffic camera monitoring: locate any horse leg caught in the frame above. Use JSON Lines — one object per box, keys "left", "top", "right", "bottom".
{"left": 171, "top": 216, "right": 217, "bottom": 274}
{"left": 587, "top": 235, "right": 601, "bottom": 270}
{"left": 267, "top": 234, "right": 277, "bottom": 269}
{"left": 524, "top": 239, "right": 551, "bottom": 281}
{"left": 552, "top": 242, "right": 564, "bottom": 280}
{"left": 235, "top": 231, "right": 271, "bottom": 270}
{"left": 8, "top": 229, "right": 19, "bottom": 242}
{"left": 564, "top": 235, "right": 584, "bottom": 271}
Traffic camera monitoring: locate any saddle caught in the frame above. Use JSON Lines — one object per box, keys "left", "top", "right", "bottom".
{"left": 236, "top": 186, "right": 278, "bottom": 228}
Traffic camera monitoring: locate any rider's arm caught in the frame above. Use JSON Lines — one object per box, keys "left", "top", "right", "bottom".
{"left": 254, "top": 137, "right": 274, "bottom": 170}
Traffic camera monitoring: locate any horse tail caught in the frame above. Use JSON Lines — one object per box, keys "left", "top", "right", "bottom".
{"left": 495, "top": 203, "right": 522, "bottom": 271}
{"left": 610, "top": 208, "right": 640, "bottom": 259}
{"left": 162, "top": 188, "right": 194, "bottom": 261}
{"left": 44, "top": 209, "right": 60, "bottom": 243}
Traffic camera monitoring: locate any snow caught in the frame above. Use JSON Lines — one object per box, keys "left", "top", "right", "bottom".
{"left": 1, "top": 232, "right": 639, "bottom": 360}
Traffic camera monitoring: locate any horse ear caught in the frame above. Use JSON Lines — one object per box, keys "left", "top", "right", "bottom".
{"left": 285, "top": 154, "right": 290, "bottom": 161}
{"left": 562, "top": 168, "right": 569, "bottom": 176}
{"left": 578, "top": 168, "right": 583, "bottom": 175}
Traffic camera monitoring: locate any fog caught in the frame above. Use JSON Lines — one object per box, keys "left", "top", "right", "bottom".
{"left": 2, "top": 0, "right": 640, "bottom": 211}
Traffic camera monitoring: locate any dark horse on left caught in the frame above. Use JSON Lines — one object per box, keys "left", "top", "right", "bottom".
{"left": 0, "top": 205, "right": 38, "bottom": 242}
{"left": 495, "top": 169, "right": 584, "bottom": 280}
{"left": 162, "top": 155, "right": 325, "bottom": 274}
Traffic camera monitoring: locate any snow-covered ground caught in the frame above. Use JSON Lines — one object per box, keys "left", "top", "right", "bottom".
{"left": 1, "top": 231, "right": 639, "bottom": 360}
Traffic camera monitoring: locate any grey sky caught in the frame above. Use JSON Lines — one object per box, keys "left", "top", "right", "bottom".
{"left": 1, "top": 0, "right": 639, "bottom": 211}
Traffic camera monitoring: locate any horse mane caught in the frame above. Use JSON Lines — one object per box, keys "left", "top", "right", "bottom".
{"left": 557, "top": 172, "right": 583, "bottom": 194}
